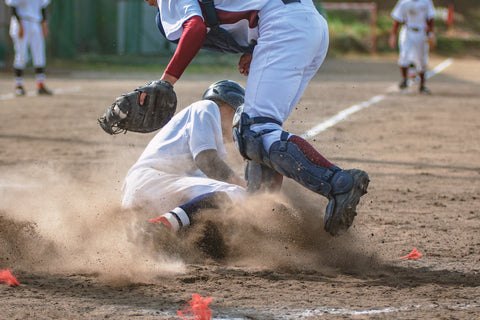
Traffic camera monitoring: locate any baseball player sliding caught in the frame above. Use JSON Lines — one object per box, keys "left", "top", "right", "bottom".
{"left": 389, "top": 0, "right": 436, "bottom": 94}
{"left": 122, "top": 81, "right": 246, "bottom": 234}
{"left": 102, "top": 0, "right": 370, "bottom": 237}
{"left": 5, "top": 0, "right": 53, "bottom": 96}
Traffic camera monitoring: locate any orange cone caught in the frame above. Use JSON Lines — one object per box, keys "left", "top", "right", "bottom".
{"left": 0, "top": 269, "right": 19, "bottom": 286}
{"left": 400, "top": 248, "right": 422, "bottom": 260}
{"left": 177, "top": 293, "right": 213, "bottom": 320}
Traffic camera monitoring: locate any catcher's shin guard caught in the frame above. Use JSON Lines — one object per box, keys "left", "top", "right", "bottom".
{"left": 268, "top": 139, "right": 353, "bottom": 197}
{"left": 268, "top": 137, "right": 369, "bottom": 236}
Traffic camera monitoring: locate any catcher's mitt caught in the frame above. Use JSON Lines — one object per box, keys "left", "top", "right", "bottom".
{"left": 98, "top": 80, "right": 177, "bottom": 134}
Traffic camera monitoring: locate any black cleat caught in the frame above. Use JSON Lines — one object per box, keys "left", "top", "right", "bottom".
{"left": 15, "top": 86, "right": 26, "bottom": 96}
{"left": 399, "top": 80, "right": 408, "bottom": 90}
{"left": 419, "top": 86, "right": 431, "bottom": 94}
{"left": 324, "top": 169, "right": 370, "bottom": 236}
{"left": 38, "top": 86, "right": 53, "bottom": 95}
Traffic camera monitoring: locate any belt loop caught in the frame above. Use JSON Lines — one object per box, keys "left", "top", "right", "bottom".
{"left": 282, "top": 0, "right": 301, "bottom": 4}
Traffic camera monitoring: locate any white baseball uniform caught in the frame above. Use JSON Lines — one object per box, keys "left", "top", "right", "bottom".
{"left": 157, "top": 0, "right": 329, "bottom": 152}
{"left": 121, "top": 100, "right": 246, "bottom": 214}
{"left": 391, "top": 0, "right": 435, "bottom": 72}
{"left": 6, "top": 0, "right": 50, "bottom": 70}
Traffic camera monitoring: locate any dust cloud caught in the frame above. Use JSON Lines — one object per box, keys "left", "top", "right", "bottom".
{"left": 1, "top": 163, "right": 380, "bottom": 285}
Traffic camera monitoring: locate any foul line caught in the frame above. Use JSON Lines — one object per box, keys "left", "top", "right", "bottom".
{"left": 301, "top": 58, "right": 453, "bottom": 140}
{"left": 0, "top": 86, "right": 82, "bottom": 100}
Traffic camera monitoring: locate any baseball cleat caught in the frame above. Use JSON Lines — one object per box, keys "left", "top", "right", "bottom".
{"left": 324, "top": 169, "right": 369, "bottom": 236}
{"left": 38, "top": 86, "right": 53, "bottom": 95}
{"left": 148, "top": 215, "right": 175, "bottom": 232}
{"left": 419, "top": 86, "right": 431, "bottom": 94}
{"left": 398, "top": 80, "right": 408, "bottom": 90}
{"left": 15, "top": 86, "right": 26, "bottom": 96}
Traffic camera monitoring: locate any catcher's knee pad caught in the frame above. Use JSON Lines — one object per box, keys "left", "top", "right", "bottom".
{"left": 232, "top": 108, "right": 282, "bottom": 163}
{"left": 268, "top": 139, "right": 353, "bottom": 198}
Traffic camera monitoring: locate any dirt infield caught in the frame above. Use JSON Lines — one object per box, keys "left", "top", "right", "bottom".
{"left": 0, "top": 56, "right": 479, "bottom": 319}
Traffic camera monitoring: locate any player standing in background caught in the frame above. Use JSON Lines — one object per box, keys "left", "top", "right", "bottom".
{"left": 122, "top": 80, "right": 246, "bottom": 233}
{"left": 5, "top": 0, "right": 53, "bottom": 96}
{"left": 135, "top": 0, "right": 369, "bottom": 236}
{"left": 389, "top": 0, "right": 436, "bottom": 94}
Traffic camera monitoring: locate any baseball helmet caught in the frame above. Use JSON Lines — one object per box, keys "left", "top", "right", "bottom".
{"left": 202, "top": 80, "right": 245, "bottom": 111}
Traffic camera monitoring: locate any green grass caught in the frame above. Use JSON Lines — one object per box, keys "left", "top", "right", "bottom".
{"left": 49, "top": 52, "right": 241, "bottom": 74}
{"left": 44, "top": 8, "right": 479, "bottom": 72}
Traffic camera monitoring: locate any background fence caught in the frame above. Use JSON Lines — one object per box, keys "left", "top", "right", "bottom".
{"left": 0, "top": 0, "right": 174, "bottom": 68}
{"left": 0, "top": 0, "right": 474, "bottom": 70}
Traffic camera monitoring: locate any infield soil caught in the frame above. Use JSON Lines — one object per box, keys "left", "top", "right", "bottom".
{"left": 0, "top": 55, "right": 479, "bottom": 319}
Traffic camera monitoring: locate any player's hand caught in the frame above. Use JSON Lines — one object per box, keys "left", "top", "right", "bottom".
{"left": 238, "top": 53, "right": 252, "bottom": 76}
{"left": 18, "top": 23, "right": 24, "bottom": 39}
{"left": 388, "top": 34, "right": 397, "bottom": 49}
{"left": 144, "top": 0, "right": 158, "bottom": 6}
{"left": 139, "top": 75, "right": 176, "bottom": 105}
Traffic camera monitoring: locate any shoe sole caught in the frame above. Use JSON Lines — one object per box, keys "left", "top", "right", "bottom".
{"left": 324, "top": 169, "right": 369, "bottom": 236}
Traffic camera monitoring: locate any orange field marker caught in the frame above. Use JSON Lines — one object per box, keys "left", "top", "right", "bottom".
{"left": 0, "top": 269, "right": 19, "bottom": 286}
{"left": 177, "top": 293, "right": 214, "bottom": 320}
{"left": 400, "top": 248, "right": 422, "bottom": 260}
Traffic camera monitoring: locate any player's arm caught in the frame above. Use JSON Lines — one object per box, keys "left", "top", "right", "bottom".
{"left": 161, "top": 16, "right": 207, "bottom": 85}
{"left": 389, "top": 20, "right": 401, "bottom": 49}
{"left": 41, "top": 7, "right": 48, "bottom": 38}
{"left": 195, "top": 149, "right": 245, "bottom": 187}
{"left": 10, "top": 7, "right": 24, "bottom": 38}
{"left": 427, "top": 18, "right": 434, "bottom": 33}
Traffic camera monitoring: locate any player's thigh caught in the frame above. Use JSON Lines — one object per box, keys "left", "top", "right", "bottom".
{"left": 122, "top": 169, "right": 187, "bottom": 213}
{"left": 398, "top": 32, "right": 413, "bottom": 67}
{"left": 28, "top": 22, "right": 46, "bottom": 67}
{"left": 181, "top": 177, "right": 246, "bottom": 203}
{"left": 244, "top": 11, "right": 326, "bottom": 121}
{"left": 12, "top": 37, "right": 28, "bottom": 68}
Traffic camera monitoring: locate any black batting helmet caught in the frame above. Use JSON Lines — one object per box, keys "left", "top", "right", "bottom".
{"left": 202, "top": 80, "right": 245, "bottom": 111}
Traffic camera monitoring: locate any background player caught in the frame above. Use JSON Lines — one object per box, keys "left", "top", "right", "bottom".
{"left": 389, "top": 0, "right": 436, "bottom": 94}
{"left": 122, "top": 80, "right": 246, "bottom": 233}
{"left": 135, "top": 0, "right": 369, "bottom": 236}
{"left": 5, "top": 0, "right": 53, "bottom": 96}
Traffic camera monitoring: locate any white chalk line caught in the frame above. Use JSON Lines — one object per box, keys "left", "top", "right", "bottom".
{"left": 301, "top": 58, "right": 453, "bottom": 140}
{"left": 137, "top": 301, "right": 480, "bottom": 319}
{"left": 0, "top": 86, "right": 82, "bottom": 100}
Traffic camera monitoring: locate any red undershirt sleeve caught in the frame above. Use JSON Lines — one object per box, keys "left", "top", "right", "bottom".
{"left": 164, "top": 15, "right": 207, "bottom": 80}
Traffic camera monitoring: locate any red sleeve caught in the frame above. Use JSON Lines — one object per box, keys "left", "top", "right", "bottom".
{"left": 164, "top": 16, "right": 207, "bottom": 79}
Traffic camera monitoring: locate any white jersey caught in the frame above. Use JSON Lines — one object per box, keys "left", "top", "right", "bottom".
{"left": 5, "top": 0, "right": 50, "bottom": 23}
{"left": 121, "top": 99, "right": 245, "bottom": 212}
{"left": 391, "top": 0, "right": 435, "bottom": 30}
{"left": 158, "top": 0, "right": 269, "bottom": 46}
{"left": 127, "top": 100, "right": 226, "bottom": 177}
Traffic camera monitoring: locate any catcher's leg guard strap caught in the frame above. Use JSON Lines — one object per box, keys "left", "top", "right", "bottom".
{"left": 268, "top": 137, "right": 353, "bottom": 198}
